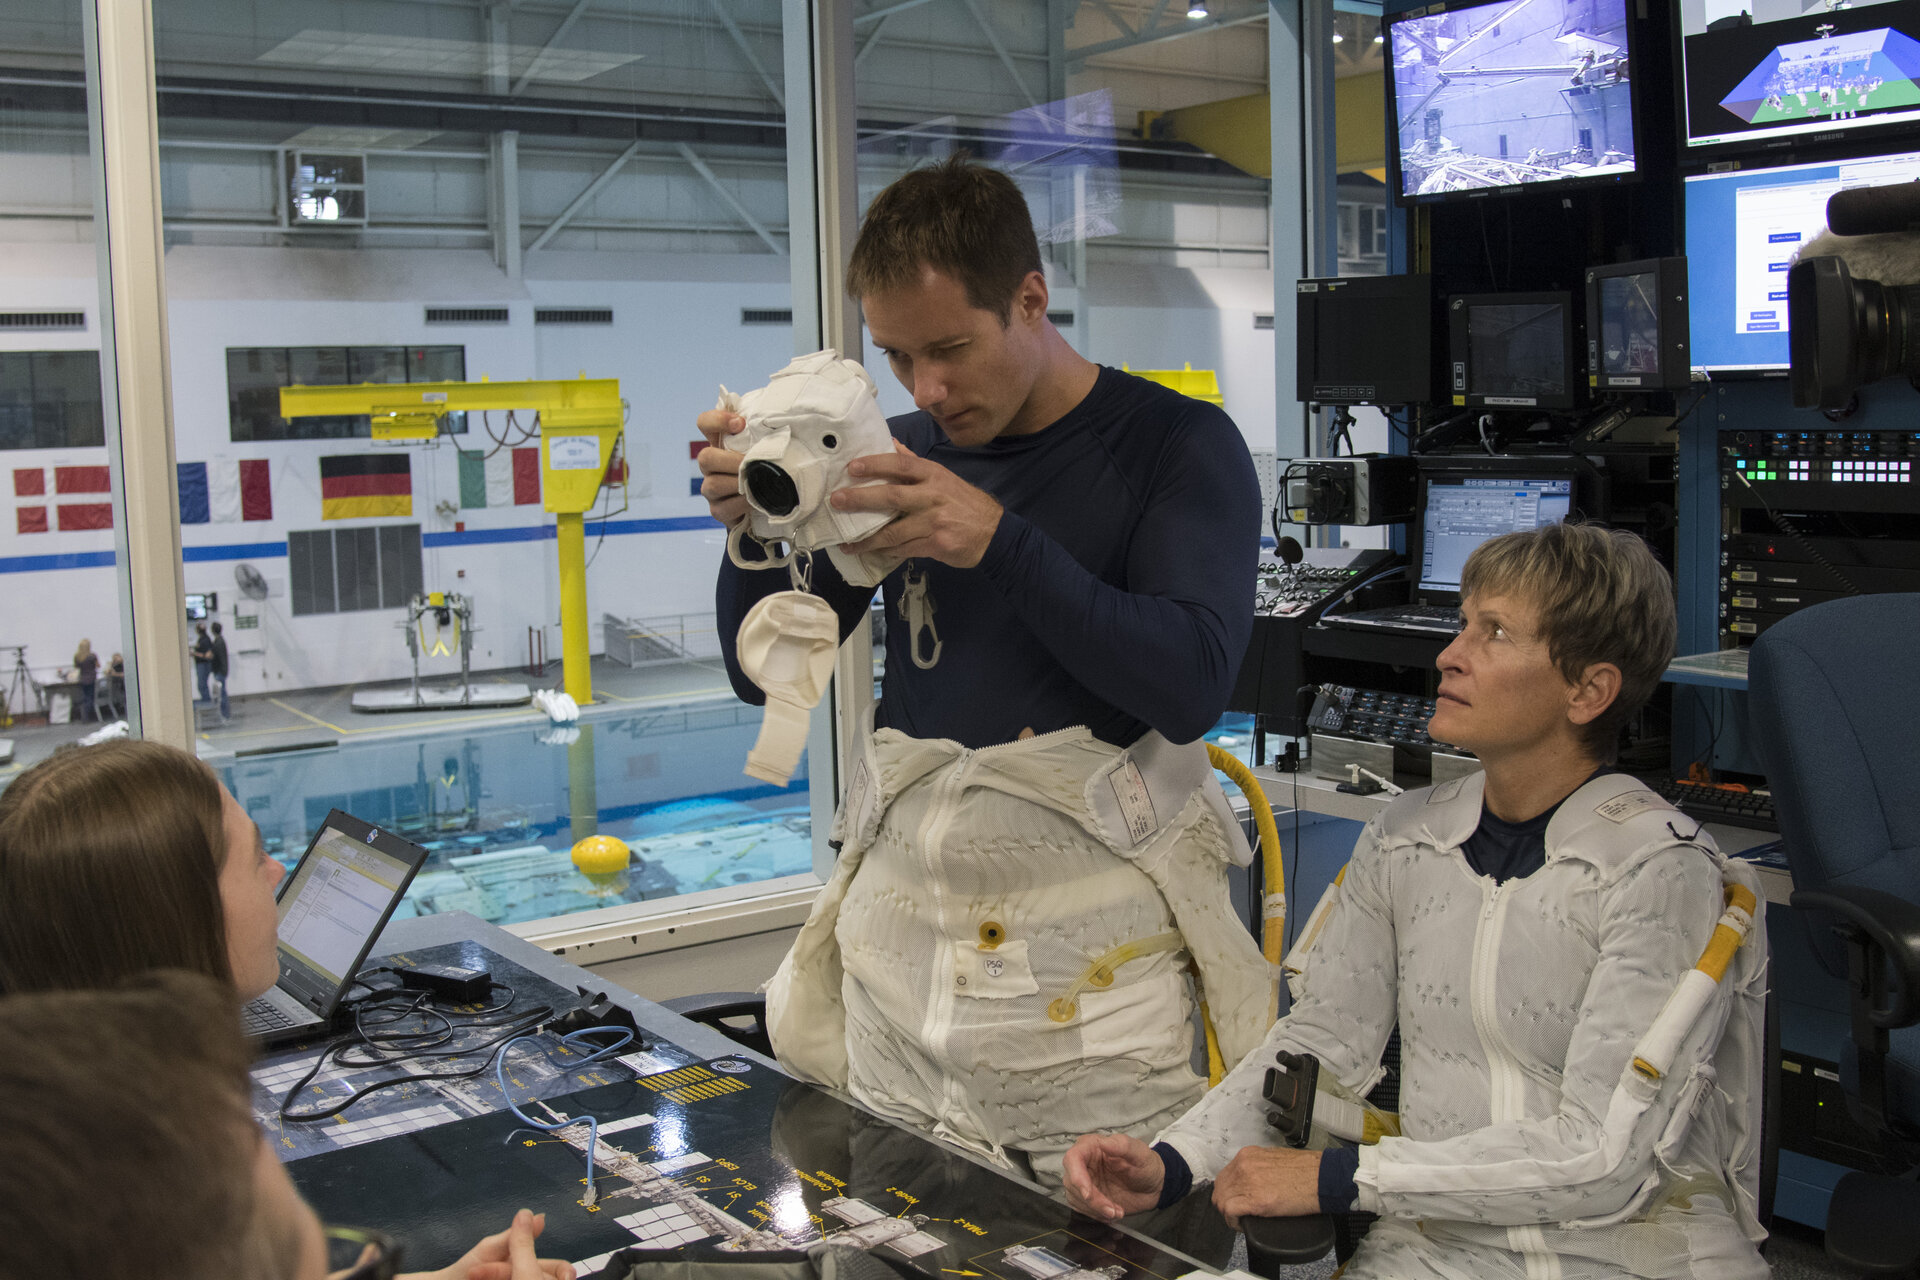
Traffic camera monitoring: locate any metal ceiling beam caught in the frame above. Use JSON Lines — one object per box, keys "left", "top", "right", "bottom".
{"left": 1087, "top": 0, "right": 1135, "bottom": 38}
{"left": 512, "top": 0, "right": 594, "bottom": 96}
{"left": 961, "top": 0, "right": 1040, "bottom": 109}
{"left": 525, "top": 138, "right": 640, "bottom": 252}
{"left": 706, "top": 0, "right": 785, "bottom": 106}
{"left": 856, "top": 0, "right": 944, "bottom": 26}
{"left": 676, "top": 141, "right": 786, "bottom": 256}
{"left": 856, "top": 12, "right": 893, "bottom": 64}
{"left": 1068, "top": 5, "right": 1267, "bottom": 62}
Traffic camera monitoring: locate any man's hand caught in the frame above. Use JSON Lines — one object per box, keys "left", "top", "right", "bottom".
{"left": 832, "top": 445, "right": 1003, "bottom": 570}
{"left": 399, "top": 1208, "right": 575, "bottom": 1280}
{"left": 695, "top": 408, "right": 749, "bottom": 528}
{"left": 1210, "top": 1146, "right": 1323, "bottom": 1229}
{"left": 1061, "top": 1133, "right": 1166, "bottom": 1222}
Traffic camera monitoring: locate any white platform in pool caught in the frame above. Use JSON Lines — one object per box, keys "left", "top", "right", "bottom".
{"left": 352, "top": 684, "right": 533, "bottom": 713}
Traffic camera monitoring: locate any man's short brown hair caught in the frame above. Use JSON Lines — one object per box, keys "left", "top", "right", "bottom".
{"left": 1459, "top": 521, "right": 1676, "bottom": 761}
{"left": 0, "top": 971, "right": 260, "bottom": 1280}
{"left": 846, "top": 155, "right": 1043, "bottom": 320}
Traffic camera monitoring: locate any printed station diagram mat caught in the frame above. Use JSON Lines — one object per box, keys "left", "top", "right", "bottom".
{"left": 290, "top": 1054, "right": 1218, "bottom": 1280}
{"left": 254, "top": 940, "right": 698, "bottom": 1161}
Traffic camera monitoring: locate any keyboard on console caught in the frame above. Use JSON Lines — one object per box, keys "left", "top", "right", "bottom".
{"left": 1307, "top": 686, "right": 1440, "bottom": 750}
{"left": 1650, "top": 778, "right": 1778, "bottom": 832}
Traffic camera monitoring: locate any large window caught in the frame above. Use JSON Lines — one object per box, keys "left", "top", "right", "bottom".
{"left": 287, "top": 524, "right": 423, "bottom": 616}
{"left": 0, "top": 350, "right": 104, "bottom": 451}
{"left": 226, "top": 346, "right": 466, "bottom": 441}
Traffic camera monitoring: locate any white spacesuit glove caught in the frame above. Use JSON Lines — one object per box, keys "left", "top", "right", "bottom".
{"left": 721, "top": 350, "right": 899, "bottom": 589}
{"left": 735, "top": 590, "right": 841, "bottom": 785}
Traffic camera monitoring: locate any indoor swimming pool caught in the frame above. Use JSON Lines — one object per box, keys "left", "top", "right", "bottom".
{"left": 220, "top": 702, "right": 813, "bottom": 929}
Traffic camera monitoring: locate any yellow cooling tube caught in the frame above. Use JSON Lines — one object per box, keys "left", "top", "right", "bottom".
{"left": 1630, "top": 881, "right": 1759, "bottom": 1082}
{"left": 1207, "top": 743, "right": 1286, "bottom": 966}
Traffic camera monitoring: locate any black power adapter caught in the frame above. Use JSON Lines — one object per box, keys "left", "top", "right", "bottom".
{"left": 393, "top": 962, "right": 493, "bottom": 1004}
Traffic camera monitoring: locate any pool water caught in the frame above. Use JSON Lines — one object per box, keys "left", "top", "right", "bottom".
{"left": 222, "top": 702, "right": 813, "bottom": 928}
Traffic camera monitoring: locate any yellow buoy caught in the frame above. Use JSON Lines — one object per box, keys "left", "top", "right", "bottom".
{"left": 571, "top": 834, "right": 631, "bottom": 878}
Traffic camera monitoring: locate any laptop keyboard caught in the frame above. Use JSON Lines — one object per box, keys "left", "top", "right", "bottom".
{"left": 242, "top": 996, "right": 300, "bottom": 1034}
{"left": 1395, "top": 604, "right": 1463, "bottom": 625}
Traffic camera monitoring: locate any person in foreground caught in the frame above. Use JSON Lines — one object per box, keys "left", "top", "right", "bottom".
{"left": 0, "top": 971, "right": 572, "bottom": 1280}
{"left": 1063, "top": 522, "right": 1771, "bottom": 1279}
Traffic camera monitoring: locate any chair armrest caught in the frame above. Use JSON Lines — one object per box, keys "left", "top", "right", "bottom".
{"left": 1792, "top": 886, "right": 1920, "bottom": 1029}
{"left": 659, "top": 992, "right": 772, "bottom": 1058}
{"left": 1240, "top": 1215, "right": 1336, "bottom": 1272}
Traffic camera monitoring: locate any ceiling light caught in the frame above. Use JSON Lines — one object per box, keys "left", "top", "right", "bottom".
{"left": 1332, "top": 31, "right": 1344, "bottom": 42}
{"left": 1187, "top": 0, "right": 1209, "bottom": 18}
{"left": 1373, "top": 33, "right": 1385, "bottom": 43}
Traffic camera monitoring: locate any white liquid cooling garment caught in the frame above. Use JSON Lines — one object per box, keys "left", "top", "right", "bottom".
{"left": 1159, "top": 772, "right": 1771, "bottom": 1280}
{"left": 766, "top": 723, "right": 1279, "bottom": 1186}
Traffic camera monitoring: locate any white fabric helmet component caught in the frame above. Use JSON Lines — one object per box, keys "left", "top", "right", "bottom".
{"left": 736, "top": 590, "right": 842, "bottom": 785}
{"left": 721, "top": 350, "right": 899, "bottom": 588}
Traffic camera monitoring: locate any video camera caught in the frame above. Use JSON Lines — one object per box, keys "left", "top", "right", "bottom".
{"left": 1788, "top": 181, "right": 1920, "bottom": 412}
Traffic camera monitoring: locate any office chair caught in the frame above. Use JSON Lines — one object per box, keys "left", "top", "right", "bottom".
{"left": 1750, "top": 593, "right": 1920, "bottom": 1275}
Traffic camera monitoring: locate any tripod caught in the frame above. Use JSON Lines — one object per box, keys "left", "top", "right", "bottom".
{"left": 2, "top": 644, "right": 39, "bottom": 728}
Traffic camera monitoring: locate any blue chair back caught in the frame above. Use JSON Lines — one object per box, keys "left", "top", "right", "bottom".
{"left": 1749, "top": 594, "right": 1920, "bottom": 977}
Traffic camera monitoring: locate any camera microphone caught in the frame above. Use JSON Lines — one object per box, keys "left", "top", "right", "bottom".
{"left": 1826, "top": 181, "right": 1920, "bottom": 237}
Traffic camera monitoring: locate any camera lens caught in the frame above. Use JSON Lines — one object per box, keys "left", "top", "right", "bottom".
{"left": 1789, "top": 255, "right": 1920, "bottom": 410}
{"left": 741, "top": 460, "right": 801, "bottom": 517}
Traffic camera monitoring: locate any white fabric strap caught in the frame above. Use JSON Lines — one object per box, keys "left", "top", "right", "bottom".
{"left": 745, "top": 698, "right": 813, "bottom": 785}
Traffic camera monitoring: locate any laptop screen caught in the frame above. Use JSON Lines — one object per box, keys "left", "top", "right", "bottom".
{"left": 1419, "top": 476, "right": 1574, "bottom": 597}
{"left": 275, "top": 819, "right": 418, "bottom": 1003}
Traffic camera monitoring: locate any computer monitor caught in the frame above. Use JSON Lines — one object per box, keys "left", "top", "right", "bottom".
{"left": 1295, "top": 274, "right": 1442, "bottom": 406}
{"left": 185, "top": 592, "right": 217, "bottom": 621}
{"left": 1683, "top": 147, "right": 1920, "bottom": 374}
{"left": 1447, "top": 292, "right": 1581, "bottom": 409}
{"left": 1676, "top": 0, "right": 1920, "bottom": 154}
{"left": 1385, "top": 0, "right": 1637, "bottom": 203}
{"left": 1416, "top": 463, "right": 1586, "bottom": 599}
{"left": 1585, "top": 257, "right": 1693, "bottom": 392}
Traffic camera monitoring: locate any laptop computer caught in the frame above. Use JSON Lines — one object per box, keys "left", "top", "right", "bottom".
{"left": 1322, "top": 471, "right": 1577, "bottom": 637}
{"left": 241, "top": 809, "right": 430, "bottom": 1048}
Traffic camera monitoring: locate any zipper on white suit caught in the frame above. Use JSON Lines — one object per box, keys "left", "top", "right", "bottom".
{"left": 915, "top": 748, "right": 974, "bottom": 1125}
{"left": 1469, "top": 878, "right": 1563, "bottom": 1280}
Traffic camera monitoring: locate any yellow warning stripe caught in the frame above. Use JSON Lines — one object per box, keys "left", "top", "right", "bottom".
{"left": 662, "top": 1077, "right": 749, "bottom": 1105}
{"left": 637, "top": 1065, "right": 715, "bottom": 1092}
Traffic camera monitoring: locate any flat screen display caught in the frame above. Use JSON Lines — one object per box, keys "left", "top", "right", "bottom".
{"left": 1468, "top": 302, "right": 1571, "bottom": 401}
{"left": 1387, "top": 0, "right": 1637, "bottom": 201}
{"left": 1598, "top": 272, "right": 1663, "bottom": 378}
{"left": 1420, "top": 476, "right": 1576, "bottom": 592}
{"left": 1683, "top": 147, "right": 1920, "bottom": 372}
{"left": 1678, "top": 0, "right": 1920, "bottom": 151}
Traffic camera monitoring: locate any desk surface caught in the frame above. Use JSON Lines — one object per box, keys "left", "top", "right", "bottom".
{"left": 281, "top": 913, "right": 1225, "bottom": 1280}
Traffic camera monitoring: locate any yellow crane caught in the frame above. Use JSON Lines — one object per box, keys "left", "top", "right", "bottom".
{"left": 279, "top": 376, "right": 623, "bottom": 706}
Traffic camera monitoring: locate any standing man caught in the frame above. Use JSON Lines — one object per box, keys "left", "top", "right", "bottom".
{"left": 190, "top": 621, "right": 213, "bottom": 707}
{"left": 209, "top": 621, "right": 231, "bottom": 722}
{"left": 695, "top": 157, "right": 1273, "bottom": 1182}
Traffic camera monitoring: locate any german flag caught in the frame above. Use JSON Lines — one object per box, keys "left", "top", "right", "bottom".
{"left": 320, "top": 455, "right": 411, "bottom": 520}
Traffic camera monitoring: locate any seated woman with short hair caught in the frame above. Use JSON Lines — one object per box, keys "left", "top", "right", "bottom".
{"left": 1064, "top": 522, "right": 1771, "bottom": 1280}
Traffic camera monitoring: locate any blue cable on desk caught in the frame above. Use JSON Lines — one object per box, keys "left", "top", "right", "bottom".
{"left": 495, "top": 1027, "right": 634, "bottom": 1205}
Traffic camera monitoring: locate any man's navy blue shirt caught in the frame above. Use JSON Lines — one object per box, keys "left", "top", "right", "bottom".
{"left": 718, "top": 365, "right": 1260, "bottom": 749}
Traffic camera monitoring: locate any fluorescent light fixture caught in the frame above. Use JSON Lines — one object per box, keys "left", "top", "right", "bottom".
{"left": 1187, "top": 0, "right": 1209, "bottom": 17}
{"left": 259, "top": 30, "right": 641, "bottom": 82}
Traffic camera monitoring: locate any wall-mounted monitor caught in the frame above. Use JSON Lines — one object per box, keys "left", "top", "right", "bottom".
{"left": 1683, "top": 147, "right": 1920, "bottom": 374}
{"left": 1677, "top": 0, "right": 1920, "bottom": 154}
{"left": 1295, "top": 274, "right": 1442, "bottom": 406}
{"left": 1447, "top": 292, "right": 1582, "bottom": 409}
{"left": 185, "top": 592, "right": 217, "bottom": 621}
{"left": 1585, "top": 257, "right": 1693, "bottom": 391}
{"left": 1385, "top": 0, "right": 1638, "bottom": 203}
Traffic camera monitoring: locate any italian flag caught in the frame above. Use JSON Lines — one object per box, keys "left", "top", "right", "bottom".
{"left": 457, "top": 447, "right": 541, "bottom": 509}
